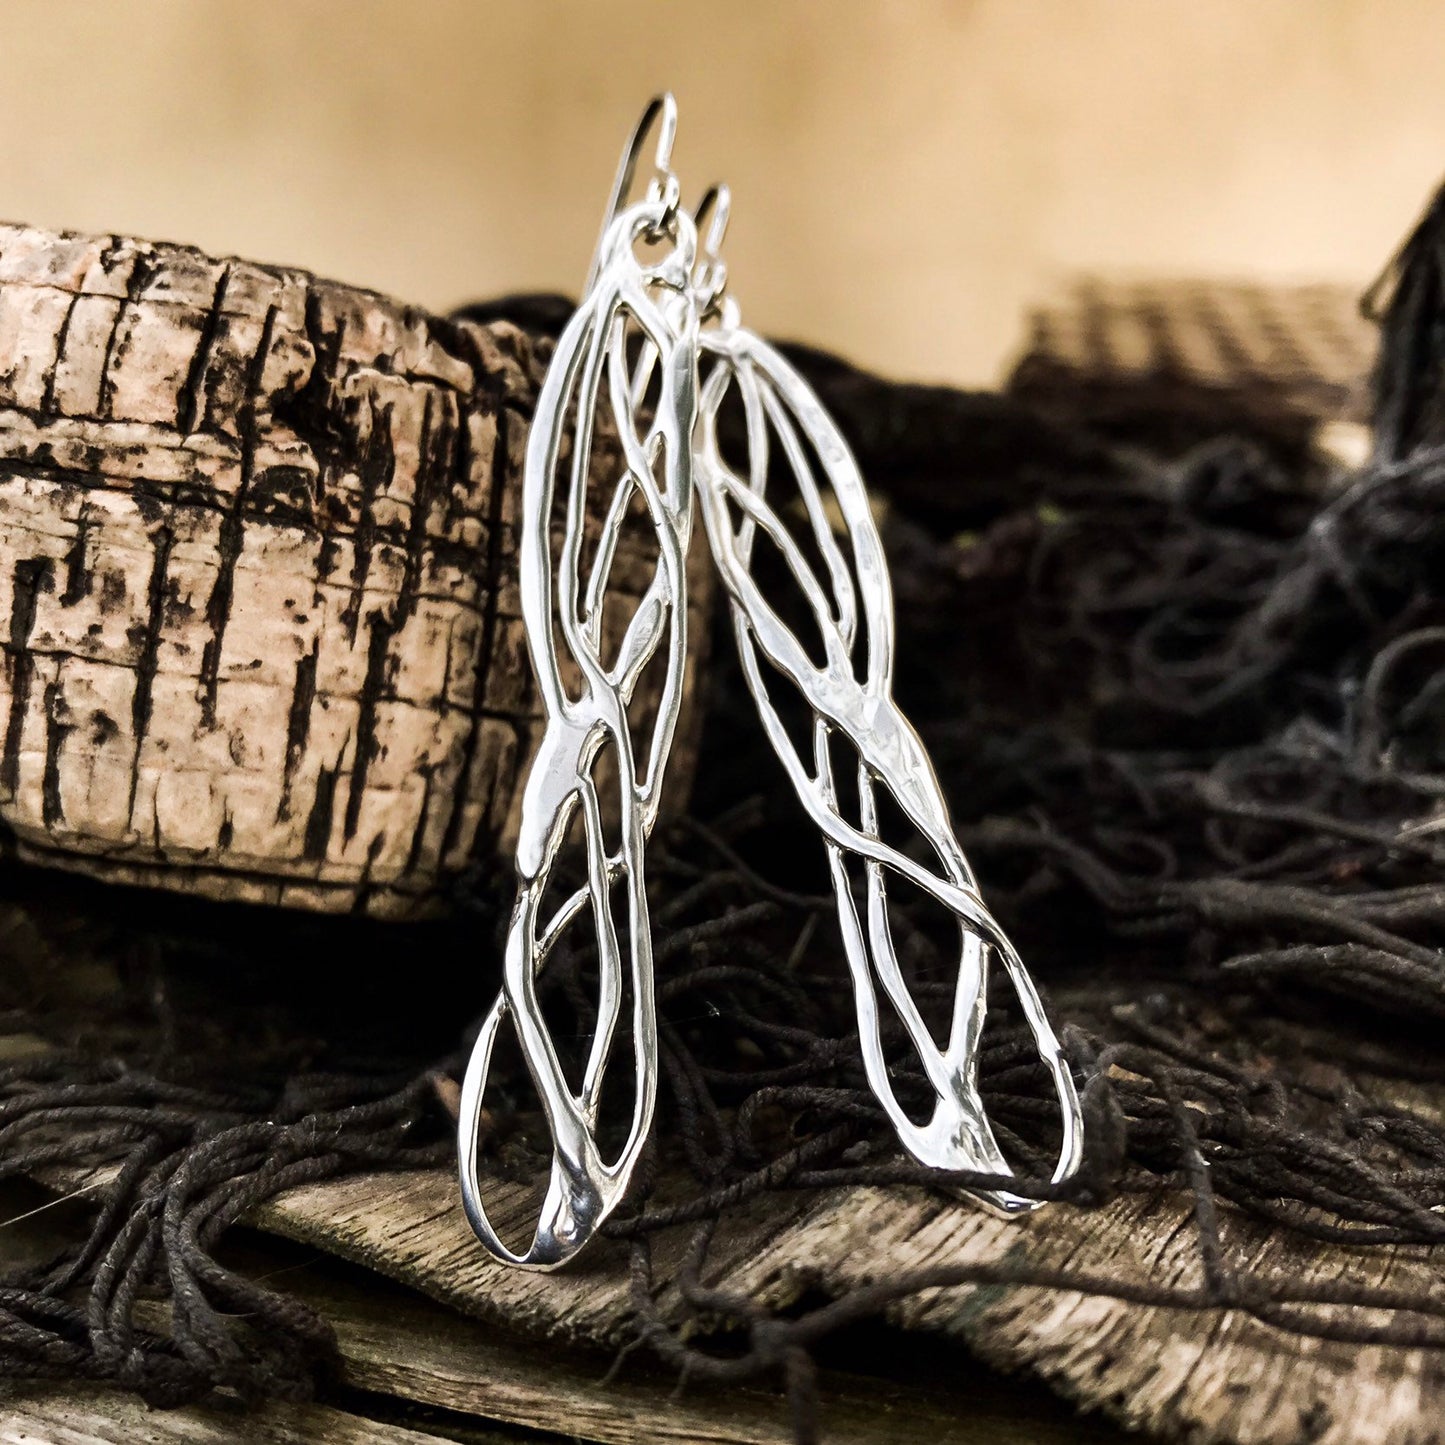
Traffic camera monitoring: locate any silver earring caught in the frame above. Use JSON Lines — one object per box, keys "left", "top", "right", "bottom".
{"left": 459, "top": 95, "right": 1084, "bottom": 1271}
{"left": 457, "top": 96, "right": 702, "bottom": 1269}
{"left": 690, "top": 300, "right": 1083, "bottom": 1217}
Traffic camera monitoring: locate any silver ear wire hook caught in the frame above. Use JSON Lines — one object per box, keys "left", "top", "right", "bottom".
{"left": 690, "top": 183, "right": 731, "bottom": 319}
{"left": 585, "top": 92, "right": 681, "bottom": 295}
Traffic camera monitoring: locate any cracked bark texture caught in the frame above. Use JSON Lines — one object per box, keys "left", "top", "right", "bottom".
{"left": 0, "top": 225, "right": 706, "bottom": 918}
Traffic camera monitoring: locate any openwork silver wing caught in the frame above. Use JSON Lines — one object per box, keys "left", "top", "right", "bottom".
{"left": 694, "top": 318, "right": 1082, "bottom": 1211}
{"left": 458, "top": 202, "right": 698, "bottom": 1269}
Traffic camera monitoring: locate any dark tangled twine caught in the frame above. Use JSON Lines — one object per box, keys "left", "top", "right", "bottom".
{"left": 0, "top": 191, "right": 1441, "bottom": 1441}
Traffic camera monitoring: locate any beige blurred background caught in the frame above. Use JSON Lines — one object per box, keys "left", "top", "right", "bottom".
{"left": 1, "top": 0, "right": 1442, "bottom": 385}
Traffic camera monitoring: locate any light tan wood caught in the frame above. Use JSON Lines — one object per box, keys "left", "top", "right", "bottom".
{"left": 0, "top": 1388, "right": 463, "bottom": 1445}
{"left": 249, "top": 1163, "right": 1442, "bottom": 1445}
{"left": 252, "top": 1168, "right": 810, "bottom": 1348}
{"left": 0, "top": 1174, "right": 1121, "bottom": 1445}
{"left": 0, "top": 224, "right": 707, "bottom": 919}
{"left": 287, "top": 1259, "right": 1120, "bottom": 1445}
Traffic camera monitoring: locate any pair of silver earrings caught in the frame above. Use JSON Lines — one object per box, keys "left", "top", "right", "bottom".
{"left": 458, "top": 95, "right": 1083, "bottom": 1270}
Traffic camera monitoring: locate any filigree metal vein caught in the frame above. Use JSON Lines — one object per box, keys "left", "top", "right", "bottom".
{"left": 457, "top": 193, "right": 699, "bottom": 1270}
{"left": 692, "top": 317, "right": 1083, "bottom": 1212}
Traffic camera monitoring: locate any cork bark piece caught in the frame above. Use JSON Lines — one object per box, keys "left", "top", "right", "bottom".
{"left": 0, "top": 225, "right": 706, "bottom": 918}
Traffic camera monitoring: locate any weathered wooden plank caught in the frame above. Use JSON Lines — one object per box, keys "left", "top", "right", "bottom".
{"left": 728, "top": 1186, "right": 1444, "bottom": 1445}
{"left": 287, "top": 1246, "right": 1128, "bottom": 1445}
{"left": 0, "top": 1388, "right": 465, "bottom": 1445}
{"left": 253, "top": 1169, "right": 815, "bottom": 1350}
{"left": 0, "top": 1173, "right": 1121, "bottom": 1445}
{"left": 250, "top": 1162, "right": 1443, "bottom": 1445}
{"left": 0, "top": 224, "right": 708, "bottom": 919}
{"left": 1012, "top": 279, "right": 1372, "bottom": 403}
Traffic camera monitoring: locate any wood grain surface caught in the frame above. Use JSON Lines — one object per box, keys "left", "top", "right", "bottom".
{"left": 0, "top": 1173, "right": 1127, "bottom": 1445}
{"left": 0, "top": 1392, "right": 464, "bottom": 1445}
{"left": 247, "top": 1158, "right": 1442, "bottom": 1445}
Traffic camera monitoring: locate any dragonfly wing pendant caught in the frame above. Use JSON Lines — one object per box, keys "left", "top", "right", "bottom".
{"left": 458, "top": 206, "right": 698, "bottom": 1269}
